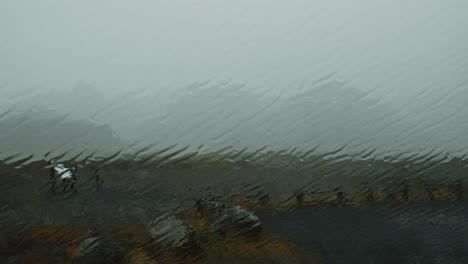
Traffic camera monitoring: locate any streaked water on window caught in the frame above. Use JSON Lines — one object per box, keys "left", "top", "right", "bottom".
{"left": 1, "top": 1, "right": 467, "bottom": 263}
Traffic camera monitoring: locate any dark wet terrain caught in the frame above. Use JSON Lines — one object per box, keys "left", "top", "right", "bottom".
{"left": 5, "top": 187, "right": 467, "bottom": 263}
{"left": 259, "top": 202, "right": 468, "bottom": 264}
{"left": 1, "top": 160, "right": 467, "bottom": 263}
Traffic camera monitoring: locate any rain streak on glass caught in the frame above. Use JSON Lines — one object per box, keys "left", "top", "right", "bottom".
{"left": 1, "top": 1, "right": 467, "bottom": 263}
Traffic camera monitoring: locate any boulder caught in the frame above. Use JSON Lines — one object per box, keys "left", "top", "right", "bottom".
{"left": 146, "top": 215, "right": 196, "bottom": 251}
{"left": 212, "top": 206, "right": 262, "bottom": 236}
{"left": 72, "top": 237, "right": 124, "bottom": 264}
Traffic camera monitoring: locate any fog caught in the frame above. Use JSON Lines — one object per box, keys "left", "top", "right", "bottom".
{"left": 1, "top": 0, "right": 468, "bottom": 161}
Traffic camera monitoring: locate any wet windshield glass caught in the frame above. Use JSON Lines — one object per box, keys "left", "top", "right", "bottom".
{"left": 1, "top": 1, "right": 467, "bottom": 263}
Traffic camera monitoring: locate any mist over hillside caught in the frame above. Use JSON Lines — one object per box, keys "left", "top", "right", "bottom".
{"left": 0, "top": 108, "right": 125, "bottom": 162}
{"left": 3, "top": 79, "right": 466, "bottom": 163}
{"left": 2, "top": 1, "right": 468, "bottom": 262}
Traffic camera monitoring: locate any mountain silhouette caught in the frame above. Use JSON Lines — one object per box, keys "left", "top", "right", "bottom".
{"left": 0, "top": 108, "right": 125, "bottom": 163}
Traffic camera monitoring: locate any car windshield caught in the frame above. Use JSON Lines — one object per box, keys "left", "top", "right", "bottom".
{"left": 1, "top": 1, "right": 467, "bottom": 263}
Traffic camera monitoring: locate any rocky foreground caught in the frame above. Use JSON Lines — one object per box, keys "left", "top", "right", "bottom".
{"left": 1, "top": 157, "right": 467, "bottom": 263}
{"left": 1, "top": 196, "right": 320, "bottom": 264}
{"left": 2, "top": 188, "right": 467, "bottom": 264}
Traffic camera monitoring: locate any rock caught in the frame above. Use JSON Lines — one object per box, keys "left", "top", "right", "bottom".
{"left": 194, "top": 196, "right": 226, "bottom": 218}
{"left": 194, "top": 195, "right": 263, "bottom": 236}
{"left": 212, "top": 206, "right": 262, "bottom": 236}
{"left": 73, "top": 237, "right": 100, "bottom": 258}
{"left": 147, "top": 215, "right": 196, "bottom": 251}
{"left": 72, "top": 237, "right": 124, "bottom": 264}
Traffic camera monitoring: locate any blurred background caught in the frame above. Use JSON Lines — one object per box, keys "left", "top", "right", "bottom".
{"left": 1, "top": 1, "right": 468, "bottom": 263}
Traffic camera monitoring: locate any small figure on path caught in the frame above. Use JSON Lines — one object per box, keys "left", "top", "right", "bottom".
{"left": 48, "top": 161, "right": 77, "bottom": 194}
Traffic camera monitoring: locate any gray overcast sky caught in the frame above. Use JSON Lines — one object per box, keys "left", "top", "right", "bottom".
{"left": 1, "top": 0, "right": 468, "bottom": 159}
{"left": 3, "top": 0, "right": 467, "bottom": 96}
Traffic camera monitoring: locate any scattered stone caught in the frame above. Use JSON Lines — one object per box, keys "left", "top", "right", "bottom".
{"left": 146, "top": 215, "right": 197, "bottom": 251}
{"left": 72, "top": 237, "right": 100, "bottom": 257}
{"left": 72, "top": 237, "right": 124, "bottom": 264}
{"left": 212, "top": 205, "right": 262, "bottom": 236}
{"left": 193, "top": 194, "right": 263, "bottom": 236}
{"left": 194, "top": 195, "right": 227, "bottom": 218}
